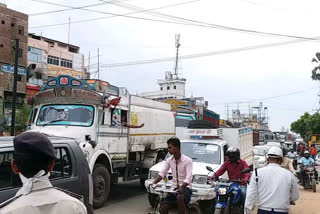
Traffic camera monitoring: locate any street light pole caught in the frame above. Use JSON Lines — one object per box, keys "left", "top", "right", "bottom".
{"left": 10, "top": 39, "right": 19, "bottom": 136}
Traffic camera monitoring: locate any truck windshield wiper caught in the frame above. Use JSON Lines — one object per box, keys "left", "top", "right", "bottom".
{"left": 41, "top": 119, "right": 65, "bottom": 127}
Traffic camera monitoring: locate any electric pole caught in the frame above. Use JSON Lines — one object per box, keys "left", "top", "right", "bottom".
{"left": 97, "top": 48, "right": 100, "bottom": 80}
{"left": 174, "top": 34, "right": 181, "bottom": 78}
{"left": 88, "top": 51, "right": 90, "bottom": 78}
{"left": 11, "top": 39, "right": 19, "bottom": 136}
{"left": 68, "top": 17, "right": 71, "bottom": 45}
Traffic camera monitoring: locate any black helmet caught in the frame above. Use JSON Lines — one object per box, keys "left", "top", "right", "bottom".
{"left": 226, "top": 147, "right": 240, "bottom": 162}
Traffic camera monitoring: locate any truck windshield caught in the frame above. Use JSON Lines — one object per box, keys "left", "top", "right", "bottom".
{"left": 36, "top": 105, "right": 94, "bottom": 127}
{"left": 181, "top": 142, "right": 221, "bottom": 164}
{"left": 253, "top": 148, "right": 265, "bottom": 156}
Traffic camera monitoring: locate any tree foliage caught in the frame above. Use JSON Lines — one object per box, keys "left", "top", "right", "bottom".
{"left": 291, "top": 112, "right": 320, "bottom": 139}
{"left": 311, "top": 52, "right": 320, "bottom": 80}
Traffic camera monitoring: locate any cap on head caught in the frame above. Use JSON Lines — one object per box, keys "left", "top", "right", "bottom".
{"left": 267, "top": 146, "right": 283, "bottom": 158}
{"left": 304, "top": 151, "right": 310, "bottom": 155}
{"left": 13, "top": 131, "right": 56, "bottom": 160}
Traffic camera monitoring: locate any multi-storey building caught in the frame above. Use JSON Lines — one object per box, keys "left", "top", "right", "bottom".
{"left": 26, "top": 33, "right": 86, "bottom": 97}
{"left": 0, "top": 4, "right": 28, "bottom": 123}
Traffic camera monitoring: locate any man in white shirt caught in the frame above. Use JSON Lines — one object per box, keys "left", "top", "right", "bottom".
{"left": 152, "top": 138, "right": 193, "bottom": 214}
{"left": 0, "top": 132, "right": 87, "bottom": 214}
{"left": 245, "top": 146, "right": 300, "bottom": 214}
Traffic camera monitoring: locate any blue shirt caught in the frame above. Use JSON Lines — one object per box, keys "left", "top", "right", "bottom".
{"left": 300, "top": 157, "right": 314, "bottom": 166}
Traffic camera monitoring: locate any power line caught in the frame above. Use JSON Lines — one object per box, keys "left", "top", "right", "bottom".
{"left": 99, "top": 37, "right": 320, "bottom": 68}
{"left": 28, "top": 0, "right": 128, "bottom": 16}
{"left": 29, "top": 1, "right": 198, "bottom": 29}
{"left": 212, "top": 87, "right": 317, "bottom": 106}
{"left": 28, "top": 0, "right": 320, "bottom": 42}
{"left": 108, "top": 1, "right": 320, "bottom": 41}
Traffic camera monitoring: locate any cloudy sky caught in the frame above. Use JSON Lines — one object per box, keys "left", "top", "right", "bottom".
{"left": 4, "top": 0, "right": 320, "bottom": 131}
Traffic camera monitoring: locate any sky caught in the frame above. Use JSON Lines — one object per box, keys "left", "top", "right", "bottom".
{"left": 3, "top": 0, "right": 320, "bottom": 131}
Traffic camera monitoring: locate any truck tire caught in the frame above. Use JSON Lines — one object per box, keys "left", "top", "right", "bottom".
{"left": 93, "top": 164, "right": 111, "bottom": 208}
{"left": 148, "top": 192, "right": 158, "bottom": 208}
{"left": 214, "top": 208, "right": 223, "bottom": 214}
{"left": 188, "top": 120, "right": 218, "bottom": 129}
{"left": 156, "top": 151, "right": 167, "bottom": 163}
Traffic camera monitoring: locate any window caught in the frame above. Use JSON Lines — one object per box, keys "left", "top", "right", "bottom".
{"left": 48, "top": 55, "right": 59, "bottom": 66}
{"left": 167, "top": 86, "right": 170, "bottom": 90}
{"left": 0, "top": 151, "right": 21, "bottom": 190}
{"left": 160, "top": 87, "right": 163, "bottom": 91}
{"left": 60, "top": 58, "right": 73, "bottom": 68}
{"left": 174, "top": 85, "right": 176, "bottom": 89}
{"left": 1, "top": 20, "right": 5, "bottom": 24}
{"left": 28, "top": 47, "right": 42, "bottom": 63}
{"left": 50, "top": 147, "right": 72, "bottom": 179}
{"left": 0, "top": 44, "right": 3, "bottom": 48}
{"left": 17, "top": 75, "right": 22, "bottom": 82}
{"left": 11, "top": 23, "right": 14, "bottom": 27}
{"left": 35, "top": 73, "right": 42, "bottom": 79}
{"left": 18, "top": 25, "right": 24, "bottom": 35}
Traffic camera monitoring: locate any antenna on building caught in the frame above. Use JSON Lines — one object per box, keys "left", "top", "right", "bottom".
{"left": 174, "top": 33, "right": 181, "bottom": 78}
{"left": 67, "top": 17, "right": 71, "bottom": 45}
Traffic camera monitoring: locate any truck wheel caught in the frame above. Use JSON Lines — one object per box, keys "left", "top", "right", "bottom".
{"left": 148, "top": 192, "right": 158, "bottom": 208}
{"left": 156, "top": 151, "right": 167, "bottom": 163}
{"left": 93, "top": 164, "right": 111, "bottom": 208}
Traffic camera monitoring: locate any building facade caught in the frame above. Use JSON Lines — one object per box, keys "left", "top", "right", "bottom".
{"left": 26, "top": 33, "right": 86, "bottom": 97}
{"left": 0, "top": 4, "right": 28, "bottom": 123}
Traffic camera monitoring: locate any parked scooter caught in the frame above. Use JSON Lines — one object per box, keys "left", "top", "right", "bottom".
{"left": 206, "top": 166, "right": 246, "bottom": 214}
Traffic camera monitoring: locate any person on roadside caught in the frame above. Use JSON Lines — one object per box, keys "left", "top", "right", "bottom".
{"left": 152, "top": 138, "right": 193, "bottom": 214}
{"left": 309, "top": 144, "right": 317, "bottom": 160}
{"left": 245, "top": 146, "right": 300, "bottom": 214}
{"left": 281, "top": 148, "right": 296, "bottom": 175}
{"left": 0, "top": 132, "right": 87, "bottom": 214}
{"left": 211, "top": 147, "right": 250, "bottom": 209}
{"left": 298, "top": 143, "right": 305, "bottom": 156}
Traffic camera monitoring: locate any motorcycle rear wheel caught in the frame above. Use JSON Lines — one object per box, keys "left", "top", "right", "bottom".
{"left": 214, "top": 207, "right": 228, "bottom": 214}
{"left": 312, "top": 178, "right": 317, "bottom": 192}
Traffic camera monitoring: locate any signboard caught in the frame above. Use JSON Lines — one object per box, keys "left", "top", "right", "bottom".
{"left": 164, "top": 99, "right": 187, "bottom": 106}
{"left": 186, "top": 129, "right": 218, "bottom": 136}
{"left": 47, "top": 65, "right": 84, "bottom": 79}
{"left": 1, "top": 64, "right": 26, "bottom": 75}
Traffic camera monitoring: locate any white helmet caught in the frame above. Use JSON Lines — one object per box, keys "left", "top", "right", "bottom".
{"left": 267, "top": 146, "right": 283, "bottom": 158}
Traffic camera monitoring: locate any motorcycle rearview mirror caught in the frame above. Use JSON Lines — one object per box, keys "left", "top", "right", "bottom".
{"left": 206, "top": 166, "right": 213, "bottom": 172}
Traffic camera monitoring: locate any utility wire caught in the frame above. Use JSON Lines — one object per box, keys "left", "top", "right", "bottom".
{"left": 28, "top": 0, "right": 129, "bottom": 16}
{"left": 99, "top": 38, "right": 320, "bottom": 68}
{"left": 29, "top": 1, "right": 198, "bottom": 29}
{"left": 28, "top": 0, "right": 320, "bottom": 42}
{"left": 108, "top": 1, "right": 320, "bottom": 41}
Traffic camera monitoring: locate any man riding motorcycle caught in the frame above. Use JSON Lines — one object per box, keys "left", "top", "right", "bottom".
{"left": 211, "top": 147, "right": 250, "bottom": 209}
{"left": 299, "top": 151, "right": 318, "bottom": 184}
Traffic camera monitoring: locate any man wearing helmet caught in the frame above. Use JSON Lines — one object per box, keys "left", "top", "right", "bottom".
{"left": 211, "top": 147, "right": 250, "bottom": 208}
{"left": 245, "top": 146, "right": 300, "bottom": 214}
{"left": 299, "top": 150, "right": 317, "bottom": 184}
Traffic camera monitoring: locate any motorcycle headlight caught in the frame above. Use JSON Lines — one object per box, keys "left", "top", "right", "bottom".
{"left": 149, "top": 170, "right": 159, "bottom": 179}
{"left": 193, "top": 175, "right": 208, "bottom": 184}
{"left": 218, "top": 187, "right": 227, "bottom": 195}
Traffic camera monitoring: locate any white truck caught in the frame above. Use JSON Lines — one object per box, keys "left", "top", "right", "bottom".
{"left": 145, "top": 124, "right": 253, "bottom": 212}
{"left": 27, "top": 75, "right": 175, "bottom": 208}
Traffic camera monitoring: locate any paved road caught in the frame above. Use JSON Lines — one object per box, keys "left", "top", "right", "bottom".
{"left": 95, "top": 180, "right": 151, "bottom": 214}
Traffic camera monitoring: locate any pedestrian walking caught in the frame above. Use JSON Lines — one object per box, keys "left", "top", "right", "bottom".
{"left": 0, "top": 131, "right": 87, "bottom": 214}
{"left": 245, "top": 146, "right": 300, "bottom": 214}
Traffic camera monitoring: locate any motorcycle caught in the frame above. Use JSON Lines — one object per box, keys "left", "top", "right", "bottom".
{"left": 206, "top": 166, "right": 245, "bottom": 214}
{"left": 300, "top": 164, "right": 317, "bottom": 192}
{"left": 288, "top": 153, "right": 298, "bottom": 170}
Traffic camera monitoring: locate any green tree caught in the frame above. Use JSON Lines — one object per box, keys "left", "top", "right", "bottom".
{"left": 15, "top": 103, "right": 31, "bottom": 133}
{"left": 290, "top": 112, "right": 311, "bottom": 139}
{"left": 312, "top": 52, "right": 320, "bottom": 80}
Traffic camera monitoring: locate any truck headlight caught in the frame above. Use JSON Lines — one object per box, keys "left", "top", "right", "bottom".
{"left": 193, "top": 175, "right": 207, "bottom": 184}
{"left": 218, "top": 187, "right": 227, "bottom": 195}
{"left": 149, "top": 170, "right": 159, "bottom": 179}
